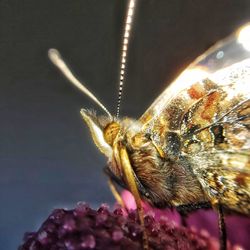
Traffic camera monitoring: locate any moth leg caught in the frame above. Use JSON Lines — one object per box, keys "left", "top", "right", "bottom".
{"left": 120, "top": 146, "right": 149, "bottom": 250}
{"left": 176, "top": 202, "right": 211, "bottom": 227}
{"left": 179, "top": 212, "right": 188, "bottom": 227}
{"left": 176, "top": 202, "right": 211, "bottom": 214}
{"left": 107, "top": 178, "right": 125, "bottom": 208}
{"left": 218, "top": 204, "right": 227, "bottom": 250}
{"left": 176, "top": 207, "right": 188, "bottom": 227}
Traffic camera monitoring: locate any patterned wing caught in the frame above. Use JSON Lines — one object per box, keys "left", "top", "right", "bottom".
{"left": 180, "top": 74, "right": 250, "bottom": 214}
{"left": 139, "top": 24, "right": 250, "bottom": 214}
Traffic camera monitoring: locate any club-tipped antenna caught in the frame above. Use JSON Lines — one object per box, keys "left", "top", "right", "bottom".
{"left": 48, "top": 48, "right": 112, "bottom": 119}
{"left": 116, "top": 0, "right": 137, "bottom": 118}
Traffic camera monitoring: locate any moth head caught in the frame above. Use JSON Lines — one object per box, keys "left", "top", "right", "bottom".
{"left": 80, "top": 109, "right": 121, "bottom": 160}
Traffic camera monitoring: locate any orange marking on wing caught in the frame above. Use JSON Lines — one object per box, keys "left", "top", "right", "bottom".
{"left": 188, "top": 83, "right": 205, "bottom": 99}
{"left": 234, "top": 174, "right": 247, "bottom": 187}
{"left": 201, "top": 91, "right": 220, "bottom": 121}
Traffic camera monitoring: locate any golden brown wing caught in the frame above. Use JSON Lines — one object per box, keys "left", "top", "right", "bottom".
{"left": 140, "top": 23, "right": 250, "bottom": 131}
{"left": 181, "top": 89, "right": 250, "bottom": 214}
{"left": 139, "top": 23, "right": 250, "bottom": 214}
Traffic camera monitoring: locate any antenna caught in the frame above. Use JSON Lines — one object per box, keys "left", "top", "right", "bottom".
{"left": 116, "top": 0, "right": 137, "bottom": 117}
{"left": 48, "top": 48, "right": 112, "bottom": 119}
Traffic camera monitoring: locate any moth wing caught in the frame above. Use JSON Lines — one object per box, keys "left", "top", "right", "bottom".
{"left": 178, "top": 33, "right": 250, "bottom": 214}
{"left": 184, "top": 97, "right": 250, "bottom": 214}
{"left": 139, "top": 23, "right": 250, "bottom": 214}
{"left": 189, "top": 152, "right": 250, "bottom": 214}
{"left": 139, "top": 23, "right": 250, "bottom": 131}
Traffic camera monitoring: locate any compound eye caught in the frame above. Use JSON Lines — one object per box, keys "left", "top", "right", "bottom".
{"left": 104, "top": 122, "right": 120, "bottom": 146}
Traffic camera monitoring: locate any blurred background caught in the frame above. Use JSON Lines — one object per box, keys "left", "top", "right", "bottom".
{"left": 0, "top": 0, "right": 250, "bottom": 249}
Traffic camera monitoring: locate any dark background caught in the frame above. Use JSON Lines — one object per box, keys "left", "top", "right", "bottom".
{"left": 0, "top": 1, "right": 250, "bottom": 249}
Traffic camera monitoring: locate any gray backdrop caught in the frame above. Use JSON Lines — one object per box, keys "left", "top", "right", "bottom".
{"left": 0, "top": 1, "right": 250, "bottom": 249}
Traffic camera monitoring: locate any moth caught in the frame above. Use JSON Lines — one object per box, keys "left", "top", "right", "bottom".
{"left": 48, "top": 1, "right": 250, "bottom": 249}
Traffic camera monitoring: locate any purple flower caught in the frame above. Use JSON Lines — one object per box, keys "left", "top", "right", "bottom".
{"left": 20, "top": 200, "right": 242, "bottom": 250}
{"left": 19, "top": 190, "right": 249, "bottom": 250}
{"left": 122, "top": 190, "right": 250, "bottom": 250}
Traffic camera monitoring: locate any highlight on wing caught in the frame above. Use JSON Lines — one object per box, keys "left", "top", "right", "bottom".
{"left": 238, "top": 23, "right": 250, "bottom": 51}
